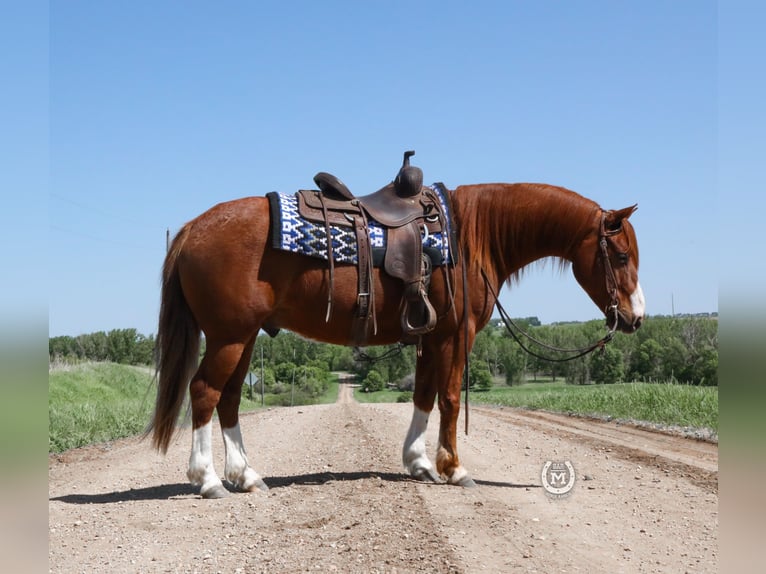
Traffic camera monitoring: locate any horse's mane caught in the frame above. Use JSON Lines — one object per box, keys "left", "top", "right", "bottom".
{"left": 453, "top": 183, "right": 601, "bottom": 285}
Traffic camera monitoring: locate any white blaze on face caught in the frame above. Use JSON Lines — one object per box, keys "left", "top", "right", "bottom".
{"left": 630, "top": 281, "right": 646, "bottom": 318}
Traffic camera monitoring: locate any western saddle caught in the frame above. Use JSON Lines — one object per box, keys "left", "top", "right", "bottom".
{"left": 297, "top": 151, "right": 451, "bottom": 346}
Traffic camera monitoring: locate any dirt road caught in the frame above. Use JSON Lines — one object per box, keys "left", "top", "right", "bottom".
{"left": 49, "top": 384, "right": 717, "bottom": 573}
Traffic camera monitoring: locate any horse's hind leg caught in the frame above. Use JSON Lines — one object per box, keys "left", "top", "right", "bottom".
{"left": 215, "top": 336, "right": 269, "bottom": 493}
{"left": 187, "top": 339, "right": 252, "bottom": 499}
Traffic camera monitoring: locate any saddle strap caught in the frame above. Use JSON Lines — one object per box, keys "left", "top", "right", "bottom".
{"left": 352, "top": 210, "right": 376, "bottom": 345}
{"left": 318, "top": 193, "right": 335, "bottom": 322}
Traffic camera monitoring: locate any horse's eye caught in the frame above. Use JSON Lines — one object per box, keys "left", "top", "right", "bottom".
{"left": 618, "top": 253, "right": 629, "bottom": 264}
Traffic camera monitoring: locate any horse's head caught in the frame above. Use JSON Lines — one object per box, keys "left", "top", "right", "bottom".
{"left": 571, "top": 205, "right": 645, "bottom": 333}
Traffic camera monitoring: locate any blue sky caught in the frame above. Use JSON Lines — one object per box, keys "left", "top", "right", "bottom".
{"left": 39, "top": 1, "right": 725, "bottom": 337}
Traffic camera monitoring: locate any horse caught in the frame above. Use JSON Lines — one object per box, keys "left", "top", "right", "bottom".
{"left": 148, "top": 181, "right": 644, "bottom": 498}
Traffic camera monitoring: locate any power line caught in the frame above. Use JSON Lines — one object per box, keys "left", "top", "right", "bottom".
{"left": 50, "top": 193, "right": 161, "bottom": 230}
{"left": 50, "top": 224, "right": 161, "bottom": 251}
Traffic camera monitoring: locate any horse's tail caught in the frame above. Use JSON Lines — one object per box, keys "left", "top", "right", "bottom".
{"left": 147, "top": 223, "right": 200, "bottom": 454}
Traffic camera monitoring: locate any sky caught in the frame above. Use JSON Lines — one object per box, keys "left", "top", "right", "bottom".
{"left": 13, "top": 1, "right": 736, "bottom": 337}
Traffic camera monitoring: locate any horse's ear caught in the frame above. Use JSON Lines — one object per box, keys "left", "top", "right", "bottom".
{"left": 605, "top": 204, "right": 638, "bottom": 231}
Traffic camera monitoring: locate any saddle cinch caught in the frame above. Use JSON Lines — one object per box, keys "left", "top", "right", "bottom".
{"left": 297, "top": 151, "right": 453, "bottom": 346}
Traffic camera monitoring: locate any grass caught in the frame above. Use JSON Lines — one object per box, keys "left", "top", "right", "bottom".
{"left": 353, "top": 386, "right": 405, "bottom": 403}
{"left": 49, "top": 362, "right": 155, "bottom": 453}
{"left": 50, "top": 363, "right": 717, "bottom": 451}
{"left": 49, "top": 362, "right": 341, "bottom": 453}
{"left": 469, "top": 381, "right": 718, "bottom": 432}
{"left": 241, "top": 379, "right": 339, "bottom": 408}
{"left": 353, "top": 379, "right": 717, "bottom": 433}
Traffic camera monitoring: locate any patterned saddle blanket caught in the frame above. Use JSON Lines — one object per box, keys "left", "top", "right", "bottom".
{"left": 267, "top": 182, "right": 454, "bottom": 267}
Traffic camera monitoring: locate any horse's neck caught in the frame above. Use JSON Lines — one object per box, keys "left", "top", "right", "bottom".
{"left": 456, "top": 183, "right": 598, "bottom": 280}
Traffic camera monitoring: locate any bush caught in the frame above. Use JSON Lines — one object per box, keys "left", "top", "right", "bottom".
{"left": 396, "top": 392, "right": 413, "bottom": 403}
{"left": 361, "top": 370, "right": 385, "bottom": 393}
{"left": 397, "top": 373, "right": 415, "bottom": 391}
{"left": 469, "top": 360, "right": 493, "bottom": 391}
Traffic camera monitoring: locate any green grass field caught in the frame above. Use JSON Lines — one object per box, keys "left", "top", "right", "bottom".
{"left": 49, "top": 362, "right": 156, "bottom": 453}
{"left": 49, "top": 362, "right": 339, "bottom": 453}
{"left": 353, "top": 379, "right": 718, "bottom": 433}
{"left": 474, "top": 380, "right": 717, "bottom": 431}
{"left": 50, "top": 363, "right": 716, "bottom": 453}
{"left": 353, "top": 386, "right": 408, "bottom": 403}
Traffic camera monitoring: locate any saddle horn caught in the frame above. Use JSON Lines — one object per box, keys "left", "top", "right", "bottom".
{"left": 394, "top": 150, "right": 423, "bottom": 198}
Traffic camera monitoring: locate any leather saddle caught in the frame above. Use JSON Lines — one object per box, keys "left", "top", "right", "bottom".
{"left": 297, "top": 151, "right": 447, "bottom": 346}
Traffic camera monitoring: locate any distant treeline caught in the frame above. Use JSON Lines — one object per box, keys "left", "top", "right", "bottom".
{"left": 49, "top": 314, "right": 718, "bottom": 389}
{"left": 49, "top": 329, "right": 155, "bottom": 366}
{"left": 474, "top": 314, "right": 718, "bottom": 387}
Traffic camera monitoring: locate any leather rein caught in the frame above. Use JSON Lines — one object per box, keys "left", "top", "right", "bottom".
{"left": 481, "top": 211, "right": 622, "bottom": 363}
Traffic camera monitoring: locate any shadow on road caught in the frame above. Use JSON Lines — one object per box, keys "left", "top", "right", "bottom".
{"left": 50, "top": 474, "right": 540, "bottom": 504}
{"left": 50, "top": 483, "right": 197, "bottom": 504}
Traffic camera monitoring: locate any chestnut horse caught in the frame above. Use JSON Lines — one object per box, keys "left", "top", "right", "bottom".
{"left": 149, "top": 182, "right": 644, "bottom": 498}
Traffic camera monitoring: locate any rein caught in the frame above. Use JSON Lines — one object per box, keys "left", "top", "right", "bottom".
{"left": 481, "top": 211, "right": 621, "bottom": 363}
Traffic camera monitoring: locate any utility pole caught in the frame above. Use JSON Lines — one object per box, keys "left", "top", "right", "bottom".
{"left": 671, "top": 292, "right": 675, "bottom": 317}
{"left": 260, "top": 346, "right": 264, "bottom": 407}
{"left": 291, "top": 348, "right": 296, "bottom": 407}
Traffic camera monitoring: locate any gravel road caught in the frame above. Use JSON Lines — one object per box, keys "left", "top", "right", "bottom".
{"left": 49, "top": 384, "right": 717, "bottom": 573}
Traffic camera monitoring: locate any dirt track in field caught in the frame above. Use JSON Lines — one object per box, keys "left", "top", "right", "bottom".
{"left": 49, "top": 384, "right": 717, "bottom": 573}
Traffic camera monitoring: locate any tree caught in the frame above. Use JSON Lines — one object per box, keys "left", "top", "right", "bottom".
{"left": 660, "top": 338, "right": 687, "bottom": 382}
{"left": 294, "top": 365, "right": 331, "bottom": 397}
{"left": 590, "top": 345, "right": 624, "bottom": 384}
{"left": 502, "top": 342, "right": 527, "bottom": 386}
{"left": 631, "top": 339, "right": 664, "bottom": 381}
{"left": 689, "top": 347, "right": 718, "bottom": 386}
{"left": 565, "top": 357, "right": 590, "bottom": 385}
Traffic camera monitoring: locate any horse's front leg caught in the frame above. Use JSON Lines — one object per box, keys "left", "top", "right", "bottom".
{"left": 402, "top": 387, "right": 442, "bottom": 483}
{"left": 424, "top": 333, "right": 477, "bottom": 488}
{"left": 435, "top": 380, "right": 476, "bottom": 487}
{"left": 404, "top": 338, "right": 476, "bottom": 486}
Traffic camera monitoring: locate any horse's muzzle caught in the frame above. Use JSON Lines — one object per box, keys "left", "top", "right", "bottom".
{"left": 613, "top": 309, "right": 643, "bottom": 333}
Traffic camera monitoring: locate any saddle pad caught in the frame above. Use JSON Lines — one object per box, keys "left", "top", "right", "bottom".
{"left": 267, "top": 183, "right": 453, "bottom": 266}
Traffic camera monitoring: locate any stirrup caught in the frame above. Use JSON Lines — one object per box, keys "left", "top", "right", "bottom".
{"left": 401, "top": 293, "right": 437, "bottom": 337}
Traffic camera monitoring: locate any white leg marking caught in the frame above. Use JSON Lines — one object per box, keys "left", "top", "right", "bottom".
{"left": 630, "top": 281, "right": 646, "bottom": 318}
{"left": 403, "top": 407, "right": 437, "bottom": 479}
{"left": 222, "top": 423, "right": 268, "bottom": 492}
{"left": 187, "top": 421, "right": 225, "bottom": 497}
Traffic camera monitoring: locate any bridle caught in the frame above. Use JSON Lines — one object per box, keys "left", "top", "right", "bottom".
{"left": 481, "top": 209, "right": 625, "bottom": 363}
{"left": 598, "top": 210, "right": 623, "bottom": 333}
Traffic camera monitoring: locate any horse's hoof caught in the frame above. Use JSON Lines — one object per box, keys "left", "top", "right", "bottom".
{"left": 413, "top": 467, "right": 444, "bottom": 484}
{"left": 200, "top": 483, "right": 230, "bottom": 499}
{"left": 247, "top": 478, "right": 270, "bottom": 493}
{"left": 455, "top": 475, "right": 477, "bottom": 488}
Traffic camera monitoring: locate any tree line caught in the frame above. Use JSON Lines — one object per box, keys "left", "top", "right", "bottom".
{"left": 49, "top": 329, "right": 155, "bottom": 366}
{"left": 49, "top": 314, "right": 718, "bottom": 397}
{"left": 471, "top": 314, "right": 718, "bottom": 387}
